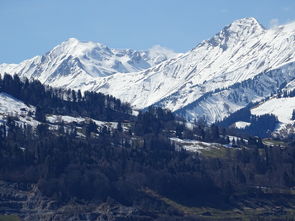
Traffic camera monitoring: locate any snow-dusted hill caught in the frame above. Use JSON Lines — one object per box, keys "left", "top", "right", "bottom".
{"left": 251, "top": 97, "right": 295, "bottom": 137}
{"left": 0, "top": 92, "right": 37, "bottom": 127}
{"left": 0, "top": 92, "right": 123, "bottom": 135}
{"left": 251, "top": 97, "right": 295, "bottom": 125}
{"left": 1, "top": 17, "right": 295, "bottom": 123}
{"left": 227, "top": 95, "right": 295, "bottom": 138}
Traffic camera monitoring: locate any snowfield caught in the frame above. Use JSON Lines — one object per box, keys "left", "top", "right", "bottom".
{"left": 251, "top": 97, "right": 295, "bottom": 124}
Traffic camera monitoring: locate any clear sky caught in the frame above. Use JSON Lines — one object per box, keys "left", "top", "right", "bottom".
{"left": 1, "top": 0, "right": 295, "bottom": 63}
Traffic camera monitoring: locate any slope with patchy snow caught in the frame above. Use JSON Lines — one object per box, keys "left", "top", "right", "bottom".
{"left": 0, "top": 92, "right": 37, "bottom": 127}
{"left": 171, "top": 137, "right": 222, "bottom": 153}
{"left": 0, "top": 93, "right": 125, "bottom": 134}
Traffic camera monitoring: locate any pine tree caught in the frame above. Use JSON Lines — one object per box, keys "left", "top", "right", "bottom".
{"left": 117, "top": 121, "right": 123, "bottom": 132}
{"left": 35, "top": 106, "right": 46, "bottom": 122}
{"left": 77, "top": 90, "right": 82, "bottom": 102}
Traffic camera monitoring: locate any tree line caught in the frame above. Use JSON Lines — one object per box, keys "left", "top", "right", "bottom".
{"left": 0, "top": 73, "right": 132, "bottom": 122}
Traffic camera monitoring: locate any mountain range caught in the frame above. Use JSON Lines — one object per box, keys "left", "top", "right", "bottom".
{"left": 1, "top": 17, "right": 295, "bottom": 220}
{"left": 1, "top": 17, "right": 295, "bottom": 134}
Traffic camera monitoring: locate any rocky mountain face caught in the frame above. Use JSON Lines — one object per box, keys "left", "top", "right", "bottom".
{"left": 1, "top": 17, "right": 295, "bottom": 125}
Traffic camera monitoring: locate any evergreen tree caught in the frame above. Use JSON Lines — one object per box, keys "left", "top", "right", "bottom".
{"left": 117, "top": 121, "right": 123, "bottom": 132}
{"left": 35, "top": 106, "right": 46, "bottom": 122}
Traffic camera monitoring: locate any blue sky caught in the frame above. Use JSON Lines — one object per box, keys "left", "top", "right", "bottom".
{"left": 1, "top": 0, "right": 295, "bottom": 63}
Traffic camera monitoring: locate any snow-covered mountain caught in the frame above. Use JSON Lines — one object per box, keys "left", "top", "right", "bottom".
{"left": 93, "top": 17, "right": 295, "bottom": 122}
{"left": 0, "top": 38, "right": 178, "bottom": 86}
{"left": 1, "top": 17, "right": 295, "bottom": 124}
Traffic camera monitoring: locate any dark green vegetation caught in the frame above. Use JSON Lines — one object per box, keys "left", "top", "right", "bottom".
{"left": 219, "top": 87, "right": 295, "bottom": 143}
{"left": 218, "top": 102, "right": 280, "bottom": 138}
{"left": 1, "top": 75, "right": 295, "bottom": 220}
{"left": 2, "top": 117, "right": 295, "bottom": 220}
{"left": 0, "top": 216, "right": 20, "bottom": 221}
{"left": 0, "top": 73, "right": 132, "bottom": 122}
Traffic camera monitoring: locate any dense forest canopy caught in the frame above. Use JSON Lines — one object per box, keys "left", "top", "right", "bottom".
{"left": 0, "top": 73, "right": 295, "bottom": 220}
{"left": 0, "top": 73, "right": 132, "bottom": 122}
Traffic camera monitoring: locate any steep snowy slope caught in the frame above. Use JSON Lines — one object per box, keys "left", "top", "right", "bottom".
{"left": 0, "top": 38, "right": 178, "bottom": 86}
{"left": 93, "top": 17, "right": 295, "bottom": 120}
{"left": 176, "top": 62, "right": 295, "bottom": 122}
{"left": 1, "top": 17, "right": 295, "bottom": 123}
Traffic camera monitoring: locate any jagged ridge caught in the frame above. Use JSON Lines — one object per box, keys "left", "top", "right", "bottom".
{"left": 1, "top": 17, "right": 295, "bottom": 124}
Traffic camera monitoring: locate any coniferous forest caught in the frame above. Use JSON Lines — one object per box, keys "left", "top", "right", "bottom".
{"left": 1, "top": 74, "right": 295, "bottom": 220}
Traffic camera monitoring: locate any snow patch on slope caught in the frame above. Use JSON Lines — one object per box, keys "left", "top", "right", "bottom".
{"left": 234, "top": 121, "right": 251, "bottom": 129}
{"left": 47, "top": 114, "right": 118, "bottom": 129}
{"left": 251, "top": 97, "right": 295, "bottom": 124}
{"left": 170, "top": 137, "right": 221, "bottom": 153}
{"left": 0, "top": 92, "right": 37, "bottom": 127}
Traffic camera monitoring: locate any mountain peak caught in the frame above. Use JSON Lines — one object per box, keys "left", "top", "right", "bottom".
{"left": 226, "top": 17, "right": 264, "bottom": 33}
{"left": 49, "top": 38, "right": 111, "bottom": 59}
{"left": 65, "top": 37, "right": 80, "bottom": 44}
{"left": 0, "top": 37, "right": 179, "bottom": 82}
{"left": 61, "top": 38, "right": 108, "bottom": 50}
{"left": 61, "top": 38, "right": 86, "bottom": 49}
{"left": 200, "top": 17, "right": 264, "bottom": 50}
{"left": 230, "top": 17, "right": 263, "bottom": 27}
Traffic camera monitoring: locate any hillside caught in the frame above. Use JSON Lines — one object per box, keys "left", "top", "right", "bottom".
{"left": 0, "top": 76, "right": 295, "bottom": 220}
